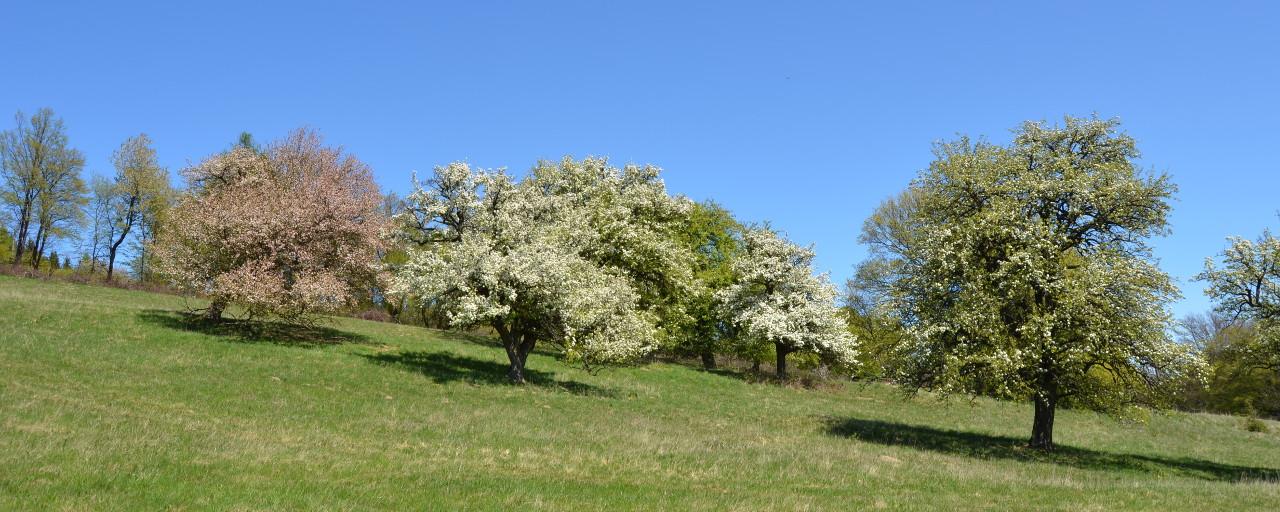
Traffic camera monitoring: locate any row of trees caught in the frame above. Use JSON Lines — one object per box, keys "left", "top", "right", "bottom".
{"left": 7, "top": 109, "right": 1278, "bottom": 450}
{"left": 0, "top": 109, "right": 171, "bottom": 280}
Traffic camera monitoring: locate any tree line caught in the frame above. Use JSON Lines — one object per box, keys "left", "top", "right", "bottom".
{"left": 1, "top": 109, "right": 171, "bottom": 281}
{"left": 4, "top": 109, "right": 1279, "bottom": 450}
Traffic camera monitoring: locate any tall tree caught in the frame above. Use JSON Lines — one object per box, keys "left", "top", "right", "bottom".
{"left": 83, "top": 175, "right": 116, "bottom": 275}
{"left": 105, "top": 134, "right": 166, "bottom": 281}
{"left": 716, "top": 226, "right": 858, "bottom": 380}
{"left": 29, "top": 147, "right": 87, "bottom": 270}
{"left": 0, "top": 109, "right": 82, "bottom": 266}
{"left": 865, "top": 116, "right": 1200, "bottom": 449}
{"left": 128, "top": 175, "right": 174, "bottom": 281}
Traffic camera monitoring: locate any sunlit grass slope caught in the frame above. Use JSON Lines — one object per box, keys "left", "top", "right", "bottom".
{"left": 2, "top": 275, "right": 1279, "bottom": 510}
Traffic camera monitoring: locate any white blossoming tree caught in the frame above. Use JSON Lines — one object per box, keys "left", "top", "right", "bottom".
{"left": 1198, "top": 231, "right": 1280, "bottom": 372}
{"left": 716, "top": 226, "right": 858, "bottom": 380}
{"left": 864, "top": 116, "right": 1203, "bottom": 450}
{"left": 391, "top": 158, "right": 692, "bottom": 383}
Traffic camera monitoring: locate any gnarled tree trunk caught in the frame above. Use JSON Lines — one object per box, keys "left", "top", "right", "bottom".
{"left": 495, "top": 321, "right": 537, "bottom": 384}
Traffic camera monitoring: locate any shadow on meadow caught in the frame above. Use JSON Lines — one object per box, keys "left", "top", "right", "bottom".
{"left": 137, "top": 309, "right": 372, "bottom": 347}
{"left": 361, "top": 350, "right": 617, "bottom": 397}
{"left": 822, "top": 416, "right": 1280, "bottom": 482}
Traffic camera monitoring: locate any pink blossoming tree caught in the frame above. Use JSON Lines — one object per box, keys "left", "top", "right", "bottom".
{"left": 154, "top": 129, "right": 385, "bottom": 323}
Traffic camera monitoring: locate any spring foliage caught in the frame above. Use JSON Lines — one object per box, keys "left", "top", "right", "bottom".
{"left": 863, "top": 116, "right": 1202, "bottom": 447}
{"left": 391, "top": 158, "right": 695, "bottom": 380}
{"left": 717, "top": 226, "right": 858, "bottom": 378}
{"left": 1199, "top": 230, "right": 1280, "bottom": 372}
{"left": 153, "top": 129, "right": 385, "bottom": 321}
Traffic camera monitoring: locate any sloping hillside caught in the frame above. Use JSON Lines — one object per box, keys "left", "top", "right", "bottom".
{"left": 2, "top": 275, "right": 1278, "bottom": 510}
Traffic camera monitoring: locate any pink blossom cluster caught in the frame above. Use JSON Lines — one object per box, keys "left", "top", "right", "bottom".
{"left": 153, "top": 129, "right": 385, "bottom": 321}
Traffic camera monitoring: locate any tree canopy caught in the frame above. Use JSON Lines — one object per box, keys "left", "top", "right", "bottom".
{"left": 1199, "top": 229, "right": 1280, "bottom": 373}
{"left": 862, "top": 116, "right": 1202, "bottom": 449}
{"left": 154, "top": 129, "right": 385, "bottom": 322}
{"left": 717, "top": 226, "right": 857, "bottom": 380}
{"left": 391, "top": 158, "right": 694, "bottom": 382}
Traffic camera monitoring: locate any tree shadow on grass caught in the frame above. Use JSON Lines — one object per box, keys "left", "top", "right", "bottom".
{"left": 437, "top": 330, "right": 563, "bottom": 358}
{"left": 137, "top": 309, "right": 372, "bottom": 348}
{"left": 361, "top": 350, "right": 617, "bottom": 398}
{"left": 822, "top": 416, "right": 1280, "bottom": 482}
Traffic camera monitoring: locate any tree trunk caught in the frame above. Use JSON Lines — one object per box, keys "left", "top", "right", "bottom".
{"left": 12, "top": 205, "right": 31, "bottom": 266}
{"left": 775, "top": 342, "right": 791, "bottom": 381}
{"left": 751, "top": 358, "right": 761, "bottom": 374}
{"left": 205, "top": 298, "right": 227, "bottom": 321}
{"left": 1030, "top": 392, "right": 1056, "bottom": 450}
{"left": 29, "top": 224, "right": 46, "bottom": 269}
{"left": 700, "top": 350, "right": 717, "bottom": 370}
{"left": 106, "top": 243, "right": 121, "bottom": 281}
{"left": 495, "top": 322, "right": 537, "bottom": 384}
{"left": 106, "top": 197, "right": 137, "bottom": 282}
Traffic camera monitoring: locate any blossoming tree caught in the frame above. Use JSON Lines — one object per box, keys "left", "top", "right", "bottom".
{"left": 1199, "top": 230, "right": 1280, "bottom": 372}
{"left": 153, "top": 129, "right": 385, "bottom": 322}
{"left": 391, "top": 158, "right": 693, "bottom": 383}
{"left": 864, "top": 116, "right": 1202, "bottom": 449}
{"left": 716, "top": 226, "right": 858, "bottom": 380}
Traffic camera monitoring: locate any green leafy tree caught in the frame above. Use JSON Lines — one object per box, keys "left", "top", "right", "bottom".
{"left": 865, "top": 116, "right": 1201, "bottom": 449}
{"left": 105, "top": 134, "right": 168, "bottom": 281}
{"left": 0, "top": 223, "right": 13, "bottom": 264}
{"left": 672, "top": 201, "right": 744, "bottom": 369}
{"left": 1176, "top": 313, "right": 1280, "bottom": 418}
{"left": 0, "top": 109, "right": 85, "bottom": 267}
{"left": 843, "top": 258, "right": 904, "bottom": 380}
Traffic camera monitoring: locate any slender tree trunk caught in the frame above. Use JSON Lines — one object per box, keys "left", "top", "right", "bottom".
{"left": 29, "top": 224, "right": 46, "bottom": 269}
{"left": 205, "top": 297, "right": 227, "bottom": 321}
{"left": 12, "top": 201, "right": 32, "bottom": 266}
{"left": 700, "top": 350, "right": 717, "bottom": 370}
{"left": 751, "top": 358, "right": 761, "bottom": 374}
{"left": 106, "top": 197, "right": 137, "bottom": 282}
{"left": 1030, "top": 392, "right": 1057, "bottom": 450}
{"left": 775, "top": 342, "right": 791, "bottom": 381}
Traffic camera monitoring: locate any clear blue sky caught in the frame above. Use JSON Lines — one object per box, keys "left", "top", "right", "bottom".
{"left": 3, "top": 1, "right": 1278, "bottom": 318}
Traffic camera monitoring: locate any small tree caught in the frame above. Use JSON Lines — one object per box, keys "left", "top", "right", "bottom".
{"left": 1199, "top": 230, "right": 1280, "bottom": 374}
{"left": 717, "top": 226, "right": 857, "bottom": 380}
{"left": 866, "top": 116, "right": 1201, "bottom": 449}
{"left": 391, "top": 159, "right": 679, "bottom": 383}
{"left": 154, "top": 129, "right": 385, "bottom": 322}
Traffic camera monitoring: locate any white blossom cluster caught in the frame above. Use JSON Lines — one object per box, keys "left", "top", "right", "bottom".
{"left": 872, "top": 119, "right": 1204, "bottom": 405}
{"left": 716, "top": 227, "right": 858, "bottom": 367}
{"left": 1199, "top": 232, "right": 1280, "bottom": 370}
{"left": 390, "top": 157, "right": 694, "bottom": 367}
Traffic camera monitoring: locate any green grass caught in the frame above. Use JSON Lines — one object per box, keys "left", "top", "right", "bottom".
{"left": 2, "top": 275, "right": 1279, "bottom": 511}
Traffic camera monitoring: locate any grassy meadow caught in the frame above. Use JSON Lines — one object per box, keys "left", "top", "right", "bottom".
{"left": 2, "top": 275, "right": 1279, "bottom": 510}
